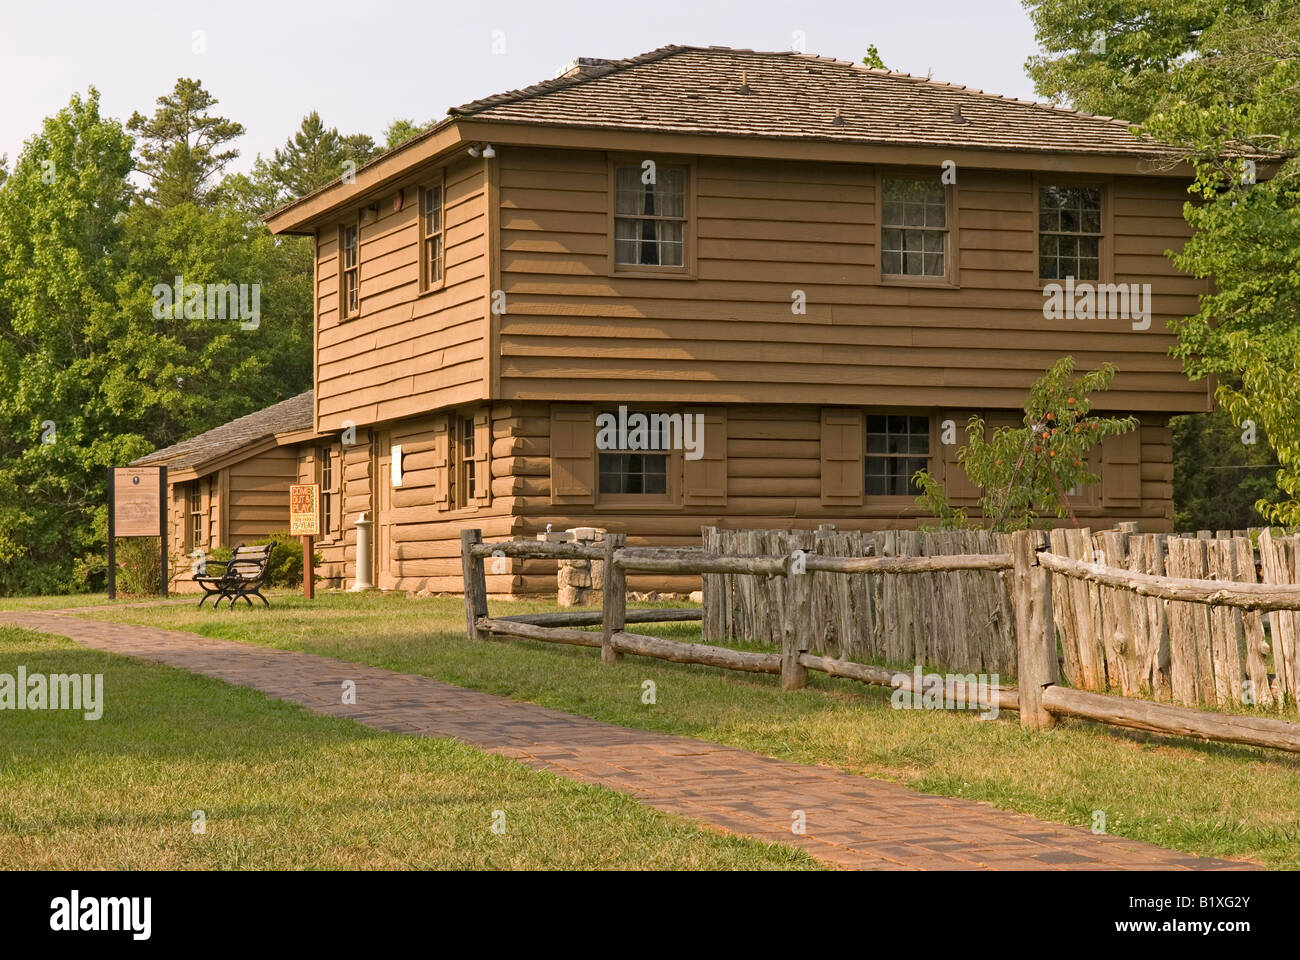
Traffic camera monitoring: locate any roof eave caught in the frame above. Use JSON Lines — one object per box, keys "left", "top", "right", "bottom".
{"left": 263, "top": 119, "right": 472, "bottom": 235}
{"left": 451, "top": 117, "right": 1202, "bottom": 176}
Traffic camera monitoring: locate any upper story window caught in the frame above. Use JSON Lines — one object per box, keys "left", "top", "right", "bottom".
{"left": 881, "top": 178, "right": 948, "bottom": 278}
{"left": 865, "top": 415, "right": 930, "bottom": 496}
{"left": 1039, "top": 185, "right": 1101, "bottom": 280}
{"left": 339, "top": 221, "right": 359, "bottom": 318}
{"left": 421, "top": 181, "right": 444, "bottom": 291}
{"left": 614, "top": 164, "right": 686, "bottom": 268}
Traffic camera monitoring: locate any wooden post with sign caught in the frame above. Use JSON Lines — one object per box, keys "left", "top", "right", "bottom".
{"left": 289, "top": 483, "right": 320, "bottom": 599}
{"left": 107, "top": 465, "right": 167, "bottom": 600}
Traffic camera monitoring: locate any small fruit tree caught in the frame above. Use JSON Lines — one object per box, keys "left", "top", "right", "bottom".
{"left": 913, "top": 357, "right": 1139, "bottom": 531}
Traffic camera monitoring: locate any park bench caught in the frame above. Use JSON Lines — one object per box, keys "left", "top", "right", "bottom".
{"left": 194, "top": 543, "right": 274, "bottom": 609}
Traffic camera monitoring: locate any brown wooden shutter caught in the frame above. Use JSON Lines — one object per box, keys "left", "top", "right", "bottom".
{"left": 1102, "top": 429, "right": 1142, "bottom": 508}
{"left": 199, "top": 475, "right": 212, "bottom": 547}
{"left": 682, "top": 407, "right": 727, "bottom": 506}
{"left": 172, "top": 484, "right": 186, "bottom": 557}
{"left": 941, "top": 410, "right": 981, "bottom": 505}
{"left": 433, "top": 416, "right": 451, "bottom": 510}
{"left": 473, "top": 408, "right": 492, "bottom": 505}
{"left": 330, "top": 447, "right": 343, "bottom": 535}
{"left": 550, "top": 403, "right": 595, "bottom": 504}
{"left": 820, "top": 408, "right": 864, "bottom": 505}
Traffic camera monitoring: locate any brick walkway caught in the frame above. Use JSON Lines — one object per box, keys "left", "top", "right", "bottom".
{"left": 0, "top": 609, "right": 1255, "bottom": 871}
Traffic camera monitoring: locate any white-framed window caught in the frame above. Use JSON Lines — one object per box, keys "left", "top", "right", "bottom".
{"left": 421, "top": 181, "right": 444, "bottom": 290}
{"left": 614, "top": 164, "right": 686, "bottom": 268}
{"left": 865, "top": 415, "right": 931, "bottom": 496}
{"left": 339, "top": 221, "right": 359, "bottom": 317}
{"left": 881, "top": 178, "right": 948, "bottom": 278}
{"left": 1038, "top": 185, "right": 1102, "bottom": 281}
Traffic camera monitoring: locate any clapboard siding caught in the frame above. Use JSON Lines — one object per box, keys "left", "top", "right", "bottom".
{"left": 315, "top": 156, "right": 490, "bottom": 431}
{"left": 227, "top": 448, "right": 298, "bottom": 541}
{"left": 495, "top": 148, "right": 1209, "bottom": 413}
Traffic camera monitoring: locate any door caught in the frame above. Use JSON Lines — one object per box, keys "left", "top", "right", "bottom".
{"left": 375, "top": 431, "right": 395, "bottom": 590}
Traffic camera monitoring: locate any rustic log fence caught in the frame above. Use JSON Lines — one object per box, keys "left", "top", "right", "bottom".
{"left": 460, "top": 527, "right": 1300, "bottom": 754}
{"left": 701, "top": 527, "right": 1017, "bottom": 672}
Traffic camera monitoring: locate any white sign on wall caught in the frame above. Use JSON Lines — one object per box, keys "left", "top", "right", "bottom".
{"left": 391, "top": 444, "right": 403, "bottom": 487}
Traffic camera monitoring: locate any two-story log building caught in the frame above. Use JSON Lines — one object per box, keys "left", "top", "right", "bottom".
{"left": 144, "top": 45, "right": 1213, "bottom": 595}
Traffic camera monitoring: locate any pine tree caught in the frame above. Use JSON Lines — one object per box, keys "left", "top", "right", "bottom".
{"left": 127, "top": 78, "right": 244, "bottom": 207}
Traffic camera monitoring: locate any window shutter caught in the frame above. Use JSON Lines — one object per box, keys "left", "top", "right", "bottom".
{"left": 1102, "top": 429, "right": 1142, "bottom": 507}
{"left": 941, "top": 410, "right": 981, "bottom": 505}
{"left": 550, "top": 403, "right": 595, "bottom": 504}
{"left": 473, "top": 408, "right": 492, "bottom": 505}
{"left": 820, "top": 408, "right": 864, "bottom": 505}
{"left": 199, "top": 476, "right": 212, "bottom": 546}
{"left": 330, "top": 448, "right": 343, "bottom": 535}
{"left": 683, "top": 406, "right": 727, "bottom": 506}
{"left": 433, "top": 417, "right": 451, "bottom": 510}
{"left": 172, "top": 485, "right": 186, "bottom": 556}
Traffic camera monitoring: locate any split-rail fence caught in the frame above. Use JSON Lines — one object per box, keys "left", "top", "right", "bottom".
{"left": 460, "top": 528, "right": 1300, "bottom": 754}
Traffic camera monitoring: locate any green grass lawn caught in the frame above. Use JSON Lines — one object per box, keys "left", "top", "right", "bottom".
{"left": 0, "top": 625, "right": 816, "bottom": 870}
{"left": 74, "top": 590, "right": 1300, "bottom": 868}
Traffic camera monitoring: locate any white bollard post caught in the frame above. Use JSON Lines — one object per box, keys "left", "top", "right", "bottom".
{"left": 351, "top": 512, "right": 374, "bottom": 592}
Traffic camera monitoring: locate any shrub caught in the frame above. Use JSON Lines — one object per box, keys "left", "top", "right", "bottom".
{"left": 914, "top": 357, "right": 1139, "bottom": 531}
{"left": 113, "top": 537, "right": 165, "bottom": 595}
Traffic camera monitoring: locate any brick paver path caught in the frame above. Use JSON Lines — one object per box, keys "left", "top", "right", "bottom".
{"left": 1, "top": 609, "right": 1255, "bottom": 871}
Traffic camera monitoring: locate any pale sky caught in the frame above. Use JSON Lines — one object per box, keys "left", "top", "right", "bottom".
{"left": 0, "top": 0, "right": 1043, "bottom": 172}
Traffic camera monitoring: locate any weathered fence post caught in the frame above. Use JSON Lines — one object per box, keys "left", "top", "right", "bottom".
{"left": 601, "top": 533, "right": 627, "bottom": 664}
{"left": 461, "top": 529, "right": 489, "bottom": 641}
{"left": 1013, "top": 529, "right": 1056, "bottom": 729}
{"left": 781, "top": 549, "right": 810, "bottom": 690}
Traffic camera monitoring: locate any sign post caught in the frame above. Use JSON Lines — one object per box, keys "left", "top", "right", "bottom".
{"left": 289, "top": 483, "right": 320, "bottom": 600}
{"left": 107, "top": 465, "right": 167, "bottom": 600}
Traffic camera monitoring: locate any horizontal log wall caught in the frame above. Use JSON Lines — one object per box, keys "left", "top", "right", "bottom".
{"left": 503, "top": 401, "right": 1173, "bottom": 597}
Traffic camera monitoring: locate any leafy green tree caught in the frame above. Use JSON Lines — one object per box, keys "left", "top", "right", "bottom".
{"left": 382, "top": 118, "right": 435, "bottom": 150}
{"left": 1021, "top": 0, "right": 1268, "bottom": 122}
{"left": 0, "top": 89, "right": 140, "bottom": 592}
{"left": 1024, "top": 0, "right": 1300, "bottom": 527}
{"left": 127, "top": 78, "right": 245, "bottom": 207}
{"left": 914, "top": 358, "right": 1138, "bottom": 531}
{"left": 0, "top": 87, "right": 315, "bottom": 594}
{"left": 861, "top": 45, "right": 886, "bottom": 70}
{"left": 1171, "top": 410, "right": 1279, "bottom": 531}
{"left": 104, "top": 201, "right": 313, "bottom": 452}
{"left": 1144, "top": 3, "right": 1300, "bottom": 523}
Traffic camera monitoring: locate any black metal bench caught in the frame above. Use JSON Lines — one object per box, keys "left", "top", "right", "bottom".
{"left": 194, "top": 543, "right": 274, "bottom": 608}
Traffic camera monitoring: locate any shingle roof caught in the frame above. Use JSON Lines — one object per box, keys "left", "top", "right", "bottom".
{"left": 133, "top": 391, "right": 314, "bottom": 472}
{"left": 451, "top": 45, "right": 1179, "bottom": 158}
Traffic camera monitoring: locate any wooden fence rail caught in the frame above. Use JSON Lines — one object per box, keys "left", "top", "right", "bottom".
{"left": 459, "top": 528, "right": 1300, "bottom": 754}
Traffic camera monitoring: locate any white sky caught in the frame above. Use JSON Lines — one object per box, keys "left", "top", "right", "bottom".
{"left": 0, "top": 0, "right": 1043, "bottom": 172}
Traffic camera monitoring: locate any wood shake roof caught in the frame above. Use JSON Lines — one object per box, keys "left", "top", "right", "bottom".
{"left": 450, "top": 45, "right": 1175, "bottom": 158}
{"left": 133, "top": 391, "right": 314, "bottom": 472}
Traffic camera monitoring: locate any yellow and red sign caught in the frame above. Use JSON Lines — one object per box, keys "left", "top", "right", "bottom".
{"left": 289, "top": 483, "right": 320, "bottom": 536}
